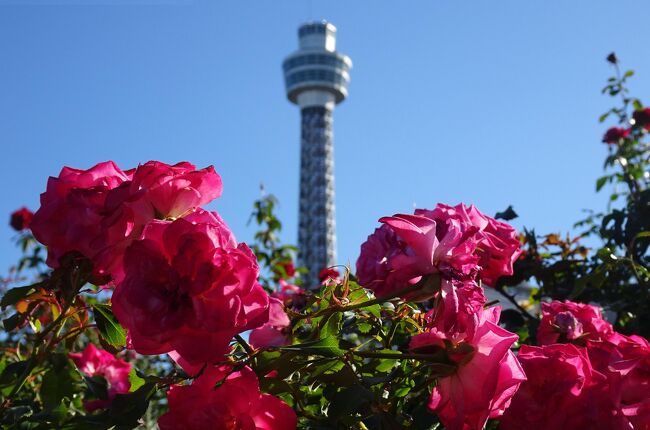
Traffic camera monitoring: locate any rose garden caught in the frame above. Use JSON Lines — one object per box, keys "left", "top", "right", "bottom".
{"left": 0, "top": 55, "right": 649, "bottom": 429}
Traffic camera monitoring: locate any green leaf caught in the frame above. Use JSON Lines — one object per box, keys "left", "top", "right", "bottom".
{"left": 634, "top": 231, "right": 650, "bottom": 240}
{"left": 633, "top": 99, "right": 644, "bottom": 111}
{"left": 319, "top": 312, "right": 342, "bottom": 339}
{"left": 0, "top": 283, "right": 40, "bottom": 309}
{"left": 598, "top": 112, "right": 610, "bottom": 123}
{"left": 108, "top": 382, "right": 157, "bottom": 428}
{"left": 394, "top": 386, "right": 412, "bottom": 398}
{"left": 596, "top": 247, "right": 618, "bottom": 262}
{"left": 570, "top": 267, "right": 607, "bottom": 300}
{"left": 0, "top": 359, "right": 32, "bottom": 396}
{"left": 3, "top": 313, "right": 25, "bottom": 331}
{"left": 128, "top": 369, "right": 145, "bottom": 392}
{"left": 376, "top": 358, "right": 397, "bottom": 373}
{"left": 83, "top": 375, "right": 109, "bottom": 400}
{"left": 280, "top": 335, "right": 344, "bottom": 358}
{"left": 357, "top": 322, "right": 373, "bottom": 334}
{"left": 92, "top": 304, "right": 126, "bottom": 348}
{"left": 41, "top": 367, "right": 75, "bottom": 410}
{"left": 596, "top": 175, "right": 610, "bottom": 192}
{"left": 495, "top": 205, "right": 518, "bottom": 221}
{"left": 366, "top": 304, "right": 381, "bottom": 319}
{"left": 328, "top": 385, "right": 374, "bottom": 423}
{"left": 624, "top": 69, "right": 635, "bottom": 78}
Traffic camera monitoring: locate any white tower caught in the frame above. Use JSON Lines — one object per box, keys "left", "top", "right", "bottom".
{"left": 283, "top": 22, "right": 352, "bottom": 288}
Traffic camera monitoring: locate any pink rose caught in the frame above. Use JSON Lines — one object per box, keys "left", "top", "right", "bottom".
{"left": 537, "top": 300, "right": 613, "bottom": 345}
{"left": 410, "top": 307, "right": 526, "bottom": 430}
{"left": 272, "top": 279, "right": 307, "bottom": 311}
{"left": 418, "top": 203, "right": 522, "bottom": 287}
{"left": 500, "top": 343, "right": 618, "bottom": 430}
{"left": 30, "top": 161, "right": 130, "bottom": 275}
{"left": 425, "top": 280, "right": 487, "bottom": 342}
{"left": 10, "top": 207, "right": 33, "bottom": 232}
{"left": 356, "top": 211, "right": 482, "bottom": 300}
{"left": 587, "top": 333, "right": 650, "bottom": 429}
{"left": 125, "top": 161, "right": 222, "bottom": 219}
{"left": 112, "top": 209, "right": 269, "bottom": 368}
{"left": 69, "top": 344, "right": 131, "bottom": 411}
{"left": 249, "top": 297, "right": 291, "bottom": 349}
{"left": 602, "top": 127, "right": 630, "bottom": 144}
{"left": 474, "top": 215, "right": 522, "bottom": 286}
{"left": 356, "top": 224, "right": 421, "bottom": 298}
{"left": 356, "top": 203, "right": 521, "bottom": 299}
{"left": 94, "top": 161, "right": 222, "bottom": 281}
{"left": 158, "top": 365, "right": 297, "bottom": 430}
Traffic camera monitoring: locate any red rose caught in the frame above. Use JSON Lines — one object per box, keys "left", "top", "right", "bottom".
{"left": 279, "top": 260, "right": 296, "bottom": 277}
{"left": 633, "top": 108, "right": 650, "bottom": 130}
{"left": 112, "top": 209, "right": 269, "bottom": 367}
{"left": 602, "top": 127, "right": 630, "bottom": 144}
{"left": 158, "top": 366, "right": 297, "bottom": 430}
{"left": 10, "top": 207, "right": 33, "bottom": 231}
{"left": 319, "top": 267, "right": 340, "bottom": 284}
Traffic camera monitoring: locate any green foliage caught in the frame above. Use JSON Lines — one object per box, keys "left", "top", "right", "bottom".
{"left": 499, "top": 54, "right": 650, "bottom": 343}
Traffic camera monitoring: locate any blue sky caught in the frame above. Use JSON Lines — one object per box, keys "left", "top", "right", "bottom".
{"left": 1, "top": 1, "right": 649, "bottom": 275}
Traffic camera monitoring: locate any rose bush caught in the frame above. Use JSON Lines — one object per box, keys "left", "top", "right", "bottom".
{"left": 1, "top": 54, "right": 649, "bottom": 430}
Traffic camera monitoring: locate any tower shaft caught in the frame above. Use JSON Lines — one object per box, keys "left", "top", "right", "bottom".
{"left": 298, "top": 106, "right": 336, "bottom": 286}
{"left": 283, "top": 21, "right": 351, "bottom": 288}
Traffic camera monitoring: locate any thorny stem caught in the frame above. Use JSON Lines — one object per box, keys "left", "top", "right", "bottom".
{"left": 234, "top": 334, "right": 254, "bottom": 356}
{"left": 294, "top": 282, "right": 423, "bottom": 321}
{"left": 353, "top": 350, "right": 442, "bottom": 362}
{"left": 494, "top": 286, "right": 537, "bottom": 321}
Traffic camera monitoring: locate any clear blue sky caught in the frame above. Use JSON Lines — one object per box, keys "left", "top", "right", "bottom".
{"left": 1, "top": 1, "right": 649, "bottom": 275}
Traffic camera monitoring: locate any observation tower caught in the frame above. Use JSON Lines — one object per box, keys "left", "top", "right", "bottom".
{"left": 282, "top": 21, "right": 352, "bottom": 288}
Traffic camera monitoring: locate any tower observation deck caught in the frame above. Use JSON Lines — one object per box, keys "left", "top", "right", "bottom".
{"left": 282, "top": 21, "right": 352, "bottom": 288}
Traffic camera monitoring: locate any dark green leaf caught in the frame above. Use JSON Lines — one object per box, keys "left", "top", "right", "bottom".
{"left": 41, "top": 367, "right": 75, "bottom": 410}
{"left": 3, "top": 313, "right": 25, "bottom": 331}
{"left": 84, "top": 375, "right": 109, "bottom": 400}
{"left": 495, "top": 205, "right": 518, "bottom": 221}
{"left": 280, "top": 335, "right": 344, "bottom": 357}
{"left": 0, "top": 283, "right": 41, "bottom": 309}
{"left": 328, "top": 385, "right": 374, "bottom": 422}
{"left": 108, "top": 382, "right": 157, "bottom": 428}
{"left": 596, "top": 175, "right": 610, "bottom": 192}
{"left": 92, "top": 304, "right": 126, "bottom": 348}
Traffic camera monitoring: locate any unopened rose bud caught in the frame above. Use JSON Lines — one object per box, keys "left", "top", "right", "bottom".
{"left": 606, "top": 52, "right": 618, "bottom": 64}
